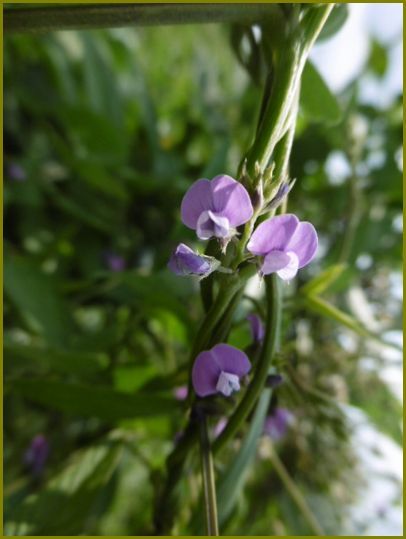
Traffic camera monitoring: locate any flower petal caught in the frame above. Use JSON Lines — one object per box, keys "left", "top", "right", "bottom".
{"left": 168, "top": 243, "right": 212, "bottom": 276}
{"left": 211, "top": 175, "right": 253, "bottom": 227}
{"left": 211, "top": 343, "right": 251, "bottom": 377}
{"left": 276, "top": 251, "right": 299, "bottom": 281}
{"left": 247, "top": 313, "right": 265, "bottom": 342}
{"left": 261, "top": 250, "right": 291, "bottom": 275}
{"left": 181, "top": 179, "right": 213, "bottom": 229}
{"left": 192, "top": 350, "right": 222, "bottom": 397}
{"left": 247, "top": 214, "right": 299, "bottom": 256}
{"left": 285, "top": 221, "right": 318, "bottom": 268}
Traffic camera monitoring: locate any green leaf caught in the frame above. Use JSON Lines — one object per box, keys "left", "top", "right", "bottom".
{"left": 4, "top": 254, "right": 74, "bottom": 347}
{"left": 12, "top": 379, "right": 180, "bottom": 421}
{"left": 303, "top": 295, "right": 370, "bottom": 338}
{"left": 369, "top": 39, "right": 388, "bottom": 78}
{"left": 217, "top": 389, "right": 271, "bottom": 526}
{"left": 301, "top": 61, "right": 342, "bottom": 125}
{"left": 300, "top": 264, "right": 347, "bottom": 296}
{"left": 4, "top": 340, "right": 108, "bottom": 376}
{"left": 5, "top": 442, "right": 122, "bottom": 536}
{"left": 317, "top": 4, "right": 348, "bottom": 42}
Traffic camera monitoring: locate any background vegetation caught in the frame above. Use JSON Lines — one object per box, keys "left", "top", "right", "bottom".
{"left": 4, "top": 4, "right": 402, "bottom": 536}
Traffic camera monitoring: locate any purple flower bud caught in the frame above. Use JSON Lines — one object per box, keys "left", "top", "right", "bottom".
{"left": 8, "top": 163, "right": 26, "bottom": 182}
{"left": 104, "top": 252, "right": 126, "bottom": 272}
{"left": 214, "top": 417, "right": 227, "bottom": 438}
{"left": 247, "top": 214, "right": 318, "bottom": 281}
{"left": 192, "top": 343, "right": 251, "bottom": 397}
{"left": 24, "top": 434, "right": 49, "bottom": 475}
{"left": 267, "top": 180, "right": 295, "bottom": 210}
{"left": 173, "top": 385, "right": 188, "bottom": 401}
{"left": 168, "top": 243, "right": 220, "bottom": 277}
{"left": 247, "top": 313, "right": 265, "bottom": 342}
{"left": 181, "top": 175, "right": 253, "bottom": 241}
{"left": 263, "top": 408, "right": 294, "bottom": 440}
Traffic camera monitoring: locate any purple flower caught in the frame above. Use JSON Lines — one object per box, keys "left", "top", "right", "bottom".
{"left": 24, "top": 434, "right": 49, "bottom": 475}
{"left": 104, "top": 252, "right": 126, "bottom": 272}
{"left": 263, "top": 408, "right": 294, "bottom": 440}
{"left": 181, "top": 175, "right": 253, "bottom": 240}
{"left": 247, "top": 313, "right": 265, "bottom": 342}
{"left": 168, "top": 243, "right": 220, "bottom": 277}
{"left": 214, "top": 417, "right": 227, "bottom": 438}
{"left": 247, "top": 214, "right": 318, "bottom": 280}
{"left": 192, "top": 343, "right": 251, "bottom": 397}
{"left": 173, "top": 385, "right": 188, "bottom": 401}
{"left": 8, "top": 163, "right": 27, "bottom": 182}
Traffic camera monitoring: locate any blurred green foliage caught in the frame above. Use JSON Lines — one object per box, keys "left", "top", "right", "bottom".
{"left": 4, "top": 6, "right": 402, "bottom": 536}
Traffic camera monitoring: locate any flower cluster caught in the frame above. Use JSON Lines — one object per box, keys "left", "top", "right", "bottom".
{"left": 168, "top": 173, "right": 317, "bottom": 282}
{"left": 168, "top": 173, "right": 318, "bottom": 398}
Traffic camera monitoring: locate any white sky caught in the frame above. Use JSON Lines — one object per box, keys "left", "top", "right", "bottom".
{"left": 311, "top": 3, "right": 403, "bottom": 106}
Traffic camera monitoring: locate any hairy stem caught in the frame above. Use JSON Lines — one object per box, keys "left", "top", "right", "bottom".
{"left": 199, "top": 412, "right": 219, "bottom": 535}
{"left": 5, "top": 3, "right": 281, "bottom": 34}
{"left": 213, "top": 273, "right": 282, "bottom": 454}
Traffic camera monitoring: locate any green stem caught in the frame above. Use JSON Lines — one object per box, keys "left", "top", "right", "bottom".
{"left": 4, "top": 3, "right": 281, "bottom": 34}
{"left": 213, "top": 273, "right": 282, "bottom": 454}
{"left": 199, "top": 412, "right": 219, "bottom": 536}
{"left": 269, "top": 443, "right": 324, "bottom": 536}
{"left": 245, "top": 4, "right": 334, "bottom": 176}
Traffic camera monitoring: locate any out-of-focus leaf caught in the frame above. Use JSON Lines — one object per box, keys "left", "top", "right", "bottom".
{"left": 317, "top": 4, "right": 348, "bottom": 42}
{"left": 303, "top": 295, "right": 370, "bottom": 338}
{"left": 13, "top": 380, "right": 180, "bottom": 421}
{"left": 4, "top": 442, "right": 122, "bottom": 536}
{"left": 4, "top": 340, "right": 108, "bottom": 376}
{"left": 4, "top": 254, "right": 74, "bottom": 347}
{"left": 217, "top": 389, "right": 271, "bottom": 526}
{"left": 81, "top": 33, "right": 123, "bottom": 128}
{"left": 300, "top": 264, "right": 347, "bottom": 296}
{"left": 369, "top": 39, "right": 389, "bottom": 78}
{"left": 113, "top": 365, "right": 158, "bottom": 393}
{"left": 301, "top": 61, "right": 342, "bottom": 125}
{"left": 108, "top": 271, "right": 195, "bottom": 330}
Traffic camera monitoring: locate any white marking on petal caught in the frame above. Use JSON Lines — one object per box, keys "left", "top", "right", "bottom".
{"left": 208, "top": 211, "right": 230, "bottom": 238}
{"left": 276, "top": 251, "right": 299, "bottom": 281}
{"left": 216, "top": 371, "right": 241, "bottom": 397}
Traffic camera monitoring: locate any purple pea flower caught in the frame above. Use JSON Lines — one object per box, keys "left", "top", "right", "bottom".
{"left": 247, "top": 214, "right": 318, "bottom": 281}
{"left": 214, "top": 417, "right": 227, "bottom": 438}
{"left": 104, "top": 251, "right": 126, "bottom": 272}
{"left": 263, "top": 408, "right": 294, "bottom": 440}
{"left": 173, "top": 385, "right": 188, "bottom": 401}
{"left": 247, "top": 313, "right": 265, "bottom": 342}
{"left": 168, "top": 243, "right": 220, "bottom": 277}
{"left": 192, "top": 343, "right": 251, "bottom": 397}
{"left": 24, "top": 434, "right": 49, "bottom": 476}
{"left": 181, "top": 175, "right": 253, "bottom": 241}
{"left": 8, "top": 163, "right": 27, "bottom": 182}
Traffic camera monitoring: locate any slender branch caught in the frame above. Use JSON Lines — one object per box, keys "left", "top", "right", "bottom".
{"left": 269, "top": 443, "right": 325, "bottom": 536}
{"left": 199, "top": 412, "right": 219, "bottom": 536}
{"left": 4, "top": 3, "right": 281, "bottom": 34}
{"left": 213, "top": 273, "right": 282, "bottom": 454}
{"left": 245, "top": 4, "right": 334, "bottom": 176}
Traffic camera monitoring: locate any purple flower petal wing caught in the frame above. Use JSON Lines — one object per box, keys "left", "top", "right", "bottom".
{"left": 192, "top": 350, "right": 222, "bottom": 397}
{"left": 285, "top": 221, "right": 318, "bottom": 268}
{"left": 211, "top": 343, "right": 251, "bottom": 377}
{"left": 261, "top": 250, "right": 291, "bottom": 275}
{"left": 181, "top": 179, "right": 213, "bottom": 229}
{"left": 247, "top": 214, "right": 299, "bottom": 256}
{"left": 211, "top": 175, "right": 253, "bottom": 227}
{"left": 247, "top": 313, "right": 265, "bottom": 342}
